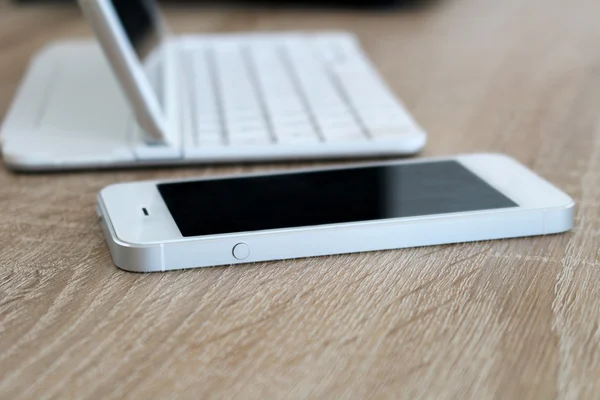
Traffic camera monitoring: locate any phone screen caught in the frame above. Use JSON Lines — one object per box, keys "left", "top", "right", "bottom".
{"left": 158, "top": 161, "right": 518, "bottom": 238}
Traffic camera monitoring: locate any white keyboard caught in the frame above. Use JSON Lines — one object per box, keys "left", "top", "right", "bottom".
{"left": 174, "top": 34, "right": 424, "bottom": 152}
{"left": 0, "top": 35, "right": 426, "bottom": 170}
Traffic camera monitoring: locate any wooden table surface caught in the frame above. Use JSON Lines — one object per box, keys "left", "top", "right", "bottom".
{"left": 1, "top": 0, "right": 599, "bottom": 398}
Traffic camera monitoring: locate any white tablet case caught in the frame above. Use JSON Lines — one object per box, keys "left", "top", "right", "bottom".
{"left": 1, "top": 40, "right": 142, "bottom": 170}
{"left": 0, "top": 38, "right": 427, "bottom": 171}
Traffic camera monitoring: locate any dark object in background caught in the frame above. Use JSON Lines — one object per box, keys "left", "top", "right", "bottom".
{"left": 14, "top": 0, "right": 424, "bottom": 10}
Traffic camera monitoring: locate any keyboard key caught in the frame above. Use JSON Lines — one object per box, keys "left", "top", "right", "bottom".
{"left": 359, "top": 110, "right": 414, "bottom": 128}
{"left": 229, "top": 127, "right": 270, "bottom": 138}
{"left": 229, "top": 132, "right": 272, "bottom": 145}
{"left": 227, "top": 119, "right": 267, "bottom": 133}
{"left": 318, "top": 122, "right": 360, "bottom": 134}
{"left": 223, "top": 111, "right": 261, "bottom": 121}
{"left": 175, "top": 33, "right": 424, "bottom": 158}
{"left": 198, "top": 135, "right": 224, "bottom": 147}
{"left": 277, "top": 135, "right": 320, "bottom": 145}
{"left": 196, "top": 101, "right": 219, "bottom": 115}
{"left": 369, "top": 128, "right": 411, "bottom": 140}
{"left": 312, "top": 36, "right": 373, "bottom": 68}
{"left": 315, "top": 113, "right": 355, "bottom": 125}
{"left": 322, "top": 126, "right": 365, "bottom": 141}
{"left": 266, "top": 102, "right": 304, "bottom": 114}
{"left": 307, "top": 96, "right": 346, "bottom": 109}
{"left": 270, "top": 114, "right": 312, "bottom": 127}
{"left": 189, "top": 51, "right": 224, "bottom": 147}
{"left": 314, "top": 40, "right": 349, "bottom": 65}
{"left": 273, "top": 121, "right": 314, "bottom": 134}
{"left": 275, "top": 126, "right": 320, "bottom": 144}
{"left": 196, "top": 118, "right": 221, "bottom": 128}
{"left": 224, "top": 112, "right": 263, "bottom": 122}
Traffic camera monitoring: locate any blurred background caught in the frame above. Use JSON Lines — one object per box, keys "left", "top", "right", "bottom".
{"left": 11, "top": 0, "right": 429, "bottom": 9}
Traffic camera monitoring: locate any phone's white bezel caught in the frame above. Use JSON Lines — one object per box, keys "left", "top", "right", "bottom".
{"left": 77, "top": 0, "right": 177, "bottom": 144}
{"left": 97, "top": 153, "right": 575, "bottom": 272}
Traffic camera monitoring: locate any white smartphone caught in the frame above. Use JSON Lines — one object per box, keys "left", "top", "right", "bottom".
{"left": 97, "top": 154, "right": 575, "bottom": 272}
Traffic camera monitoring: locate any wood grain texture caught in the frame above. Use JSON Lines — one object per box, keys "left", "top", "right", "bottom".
{"left": 1, "top": 0, "right": 599, "bottom": 398}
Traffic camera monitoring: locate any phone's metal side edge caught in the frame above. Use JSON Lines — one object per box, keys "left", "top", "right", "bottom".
{"left": 99, "top": 202, "right": 574, "bottom": 273}
{"left": 544, "top": 201, "right": 576, "bottom": 235}
{"left": 158, "top": 208, "right": 555, "bottom": 272}
{"left": 97, "top": 197, "right": 165, "bottom": 273}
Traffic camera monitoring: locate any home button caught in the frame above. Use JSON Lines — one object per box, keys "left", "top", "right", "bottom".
{"left": 232, "top": 243, "right": 250, "bottom": 260}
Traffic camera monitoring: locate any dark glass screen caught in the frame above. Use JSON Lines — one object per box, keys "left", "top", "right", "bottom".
{"left": 158, "top": 161, "right": 518, "bottom": 237}
{"left": 110, "top": 0, "right": 161, "bottom": 61}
